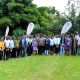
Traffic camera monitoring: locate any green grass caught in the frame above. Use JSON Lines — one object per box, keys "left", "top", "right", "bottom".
{"left": 0, "top": 55, "right": 80, "bottom": 80}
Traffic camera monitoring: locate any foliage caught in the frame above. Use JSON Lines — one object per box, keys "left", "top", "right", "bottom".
{"left": 0, "top": 0, "right": 80, "bottom": 35}
{"left": 12, "top": 28, "right": 26, "bottom": 37}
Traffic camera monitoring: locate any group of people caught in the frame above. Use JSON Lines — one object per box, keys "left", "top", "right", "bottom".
{"left": 0, "top": 32, "right": 80, "bottom": 61}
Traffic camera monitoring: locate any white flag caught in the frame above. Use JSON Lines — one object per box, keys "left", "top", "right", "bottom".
{"left": 61, "top": 22, "right": 72, "bottom": 34}
{"left": 5, "top": 27, "right": 9, "bottom": 39}
{"left": 27, "top": 23, "right": 34, "bottom": 35}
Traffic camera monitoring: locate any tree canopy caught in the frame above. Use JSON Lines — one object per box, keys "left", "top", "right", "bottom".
{"left": 0, "top": 0, "right": 80, "bottom": 36}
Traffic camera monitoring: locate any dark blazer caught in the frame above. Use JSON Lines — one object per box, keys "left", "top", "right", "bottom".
{"left": 60, "top": 36, "right": 65, "bottom": 44}
{"left": 19, "top": 39, "right": 26, "bottom": 47}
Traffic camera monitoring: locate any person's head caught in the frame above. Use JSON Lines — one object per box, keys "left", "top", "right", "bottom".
{"left": 45, "top": 35, "right": 48, "bottom": 38}
{"left": 0, "top": 37, "right": 3, "bottom": 41}
{"left": 10, "top": 37, "right": 13, "bottom": 40}
{"left": 6, "top": 36, "right": 10, "bottom": 40}
{"left": 1, "top": 37, "right": 4, "bottom": 41}
{"left": 66, "top": 34, "right": 70, "bottom": 38}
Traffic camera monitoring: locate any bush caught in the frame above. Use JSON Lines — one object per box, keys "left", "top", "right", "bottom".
{"left": 12, "top": 28, "right": 26, "bottom": 37}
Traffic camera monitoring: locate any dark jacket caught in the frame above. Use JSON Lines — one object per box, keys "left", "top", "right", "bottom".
{"left": 60, "top": 36, "right": 65, "bottom": 44}
{"left": 19, "top": 39, "right": 26, "bottom": 47}
{"left": 45, "top": 38, "right": 50, "bottom": 50}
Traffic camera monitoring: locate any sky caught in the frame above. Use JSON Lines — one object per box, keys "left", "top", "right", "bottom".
{"left": 33, "top": 0, "right": 69, "bottom": 12}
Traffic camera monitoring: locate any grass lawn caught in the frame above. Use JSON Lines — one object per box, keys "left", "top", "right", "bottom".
{"left": 0, "top": 55, "right": 80, "bottom": 80}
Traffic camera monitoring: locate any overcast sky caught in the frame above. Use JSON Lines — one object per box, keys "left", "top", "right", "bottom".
{"left": 33, "top": 0, "right": 69, "bottom": 12}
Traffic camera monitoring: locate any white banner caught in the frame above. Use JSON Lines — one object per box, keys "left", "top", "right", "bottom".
{"left": 61, "top": 22, "right": 72, "bottom": 34}
{"left": 5, "top": 27, "right": 9, "bottom": 39}
{"left": 27, "top": 23, "right": 34, "bottom": 35}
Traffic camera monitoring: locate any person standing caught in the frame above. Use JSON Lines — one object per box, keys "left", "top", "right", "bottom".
{"left": 65, "top": 35, "right": 72, "bottom": 55}
{"left": 77, "top": 36, "right": 80, "bottom": 55}
{"left": 19, "top": 36, "right": 26, "bottom": 57}
{"left": 60, "top": 34, "right": 65, "bottom": 55}
{"left": 71, "top": 34, "right": 75, "bottom": 55}
{"left": 4, "top": 37, "right": 10, "bottom": 60}
{"left": 9, "top": 37, "right": 15, "bottom": 58}
{"left": 38, "top": 35, "right": 45, "bottom": 55}
{"left": 44, "top": 36, "right": 50, "bottom": 55}
{"left": 54, "top": 35, "right": 60, "bottom": 55}
{"left": 75, "top": 32, "right": 79, "bottom": 53}
{"left": 0, "top": 37, "right": 5, "bottom": 61}
{"left": 49, "top": 35, "right": 55, "bottom": 54}
{"left": 27, "top": 36, "right": 33, "bottom": 56}
{"left": 32, "top": 35, "right": 38, "bottom": 55}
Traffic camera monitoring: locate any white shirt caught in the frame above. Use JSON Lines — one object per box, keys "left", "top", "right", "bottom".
{"left": 75, "top": 35, "right": 79, "bottom": 40}
{"left": 49, "top": 38, "right": 54, "bottom": 46}
{"left": 26, "top": 38, "right": 33, "bottom": 44}
{"left": 9, "top": 40, "right": 14, "bottom": 48}
{"left": 4, "top": 39, "right": 10, "bottom": 48}
{"left": 54, "top": 37, "right": 60, "bottom": 45}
